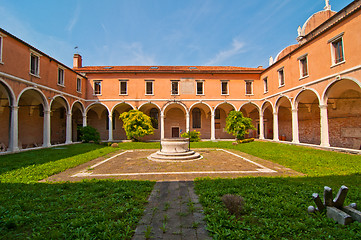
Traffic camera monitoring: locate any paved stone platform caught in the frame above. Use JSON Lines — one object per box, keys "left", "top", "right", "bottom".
{"left": 132, "top": 181, "right": 211, "bottom": 240}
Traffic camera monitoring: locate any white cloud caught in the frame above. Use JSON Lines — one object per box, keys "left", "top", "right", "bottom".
{"left": 205, "top": 38, "right": 246, "bottom": 66}
{"left": 67, "top": 2, "right": 81, "bottom": 33}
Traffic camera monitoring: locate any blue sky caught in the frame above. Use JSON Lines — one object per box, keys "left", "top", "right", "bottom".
{"left": 0, "top": 0, "right": 353, "bottom": 68}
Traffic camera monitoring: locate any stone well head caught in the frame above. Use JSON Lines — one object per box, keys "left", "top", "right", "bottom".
{"left": 160, "top": 138, "right": 189, "bottom": 153}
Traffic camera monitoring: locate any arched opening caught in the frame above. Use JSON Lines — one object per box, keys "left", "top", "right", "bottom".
{"left": 190, "top": 103, "right": 211, "bottom": 139}
{"left": 50, "top": 96, "right": 69, "bottom": 144}
{"left": 262, "top": 102, "right": 274, "bottom": 139}
{"left": 325, "top": 79, "right": 361, "bottom": 149}
{"left": 18, "top": 89, "right": 46, "bottom": 149}
{"left": 86, "top": 103, "right": 109, "bottom": 141}
{"left": 240, "top": 103, "right": 260, "bottom": 139}
{"left": 71, "top": 101, "right": 84, "bottom": 142}
{"left": 163, "top": 103, "right": 187, "bottom": 138}
{"left": 0, "top": 82, "right": 13, "bottom": 151}
{"left": 138, "top": 103, "right": 161, "bottom": 141}
{"left": 296, "top": 90, "right": 320, "bottom": 145}
{"left": 112, "top": 103, "right": 133, "bottom": 140}
{"left": 214, "top": 102, "right": 235, "bottom": 139}
{"left": 276, "top": 97, "right": 292, "bottom": 141}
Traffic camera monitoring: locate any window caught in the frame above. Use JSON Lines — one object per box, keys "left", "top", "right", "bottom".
{"left": 58, "top": 67, "right": 64, "bottom": 86}
{"left": 278, "top": 68, "right": 285, "bottom": 87}
{"left": 94, "top": 80, "right": 102, "bottom": 95}
{"left": 215, "top": 108, "right": 220, "bottom": 119}
{"left": 221, "top": 81, "right": 228, "bottom": 95}
{"left": 192, "top": 108, "right": 201, "bottom": 128}
{"left": 328, "top": 33, "right": 345, "bottom": 65}
{"left": 0, "top": 35, "right": 3, "bottom": 63}
{"left": 171, "top": 80, "right": 179, "bottom": 95}
{"left": 150, "top": 108, "right": 159, "bottom": 129}
{"left": 298, "top": 54, "right": 308, "bottom": 78}
{"left": 245, "top": 80, "right": 253, "bottom": 95}
{"left": 263, "top": 77, "right": 268, "bottom": 93}
{"left": 196, "top": 81, "right": 204, "bottom": 95}
{"left": 30, "top": 52, "right": 40, "bottom": 76}
{"left": 76, "top": 78, "right": 81, "bottom": 92}
{"left": 145, "top": 80, "right": 153, "bottom": 95}
{"left": 119, "top": 80, "right": 128, "bottom": 95}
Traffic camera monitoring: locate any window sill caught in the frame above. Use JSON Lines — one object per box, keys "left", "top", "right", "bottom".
{"left": 221, "top": 94, "right": 229, "bottom": 96}
{"left": 196, "top": 94, "right": 205, "bottom": 96}
{"left": 93, "top": 94, "right": 102, "bottom": 96}
{"left": 263, "top": 91, "right": 269, "bottom": 94}
{"left": 171, "top": 94, "right": 180, "bottom": 96}
{"left": 57, "top": 84, "right": 65, "bottom": 88}
{"left": 0, "top": 61, "right": 3, "bottom": 65}
{"left": 278, "top": 84, "right": 285, "bottom": 88}
{"left": 331, "top": 60, "right": 345, "bottom": 68}
{"left": 119, "top": 94, "right": 128, "bottom": 96}
{"left": 29, "top": 73, "right": 40, "bottom": 78}
{"left": 245, "top": 94, "right": 254, "bottom": 96}
{"left": 299, "top": 75, "right": 309, "bottom": 81}
{"left": 145, "top": 94, "right": 154, "bottom": 96}
{"left": 76, "top": 91, "right": 82, "bottom": 94}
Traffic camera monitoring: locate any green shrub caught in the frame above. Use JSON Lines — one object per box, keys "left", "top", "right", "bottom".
{"left": 77, "top": 126, "right": 101, "bottom": 143}
{"left": 181, "top": 130, "right": 201, "bottom": 142}
{"left": 119, "top": 110, "right": 154, "bottom": 141}
{"left": 225, "top": 111, "right": 255, "bottom": 140}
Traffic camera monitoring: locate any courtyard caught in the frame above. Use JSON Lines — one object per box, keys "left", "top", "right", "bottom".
{"left": 1, "top": 141, "right": 361, "bottom": 239}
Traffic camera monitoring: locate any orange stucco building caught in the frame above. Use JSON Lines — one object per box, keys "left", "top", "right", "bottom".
{"left": 1, "top": 1, "right": 361, "bottom": 153}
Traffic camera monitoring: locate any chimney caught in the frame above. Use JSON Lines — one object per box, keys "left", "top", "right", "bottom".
{"left": 73, "top": 54, "right": 82, "bottom": 68}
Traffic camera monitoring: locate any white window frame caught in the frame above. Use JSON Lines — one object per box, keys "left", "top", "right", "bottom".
{"left": 221, "top": 80, "right": 229, "bottom": 95}
{"left": 278, "top": 67, "right": 285, "bottom": 88}
{"left": 93, "top": 80, "right": 102, "bottom": 95}
{"left": 57, "top": 66, "right": 65, "bottom": 86}
{"left": 171, "top": 80, "right": 179, "bottom": 95}
{"left": 297, "top": 53, "right": 309, "bottom": 79}
{"left": 119, "top": 79, "right": 128, "bottom": 95}
{"left": 76, "top": 78, "right": 82, "bottom": 93}
{"left": 0, "top": 33, "right": 4, "bottom": 64}
{"left": 263, "top": 77, "right": 268, "bottom": 94}
{"left": 30, "top": 50, "right": 41, "bottom": 77}
{"left": 328, "top": 32, "right": 345, "bottom": 67}
{"left": 196, "top": 80, "right": 204, "bottom": 95}
{"left": 245, "top": 80, "right": 253, "bottom": 95}
{"left": 145, "top": 80, "right": 154, "bottom": 95}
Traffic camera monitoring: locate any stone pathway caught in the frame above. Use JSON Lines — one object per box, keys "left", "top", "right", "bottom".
{"left": 133, "top": 181, "right": 211, "bottom": 240}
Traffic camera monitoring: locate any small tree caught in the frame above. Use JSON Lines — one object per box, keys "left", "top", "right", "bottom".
{"left": 225, "top": 110, "right": 255, "bottom": 140}
{"left": 77, "top": 126, "right": 101, "bottom": 143}
{"left": 119, "top": 110, "right": 154, "bottom": 141}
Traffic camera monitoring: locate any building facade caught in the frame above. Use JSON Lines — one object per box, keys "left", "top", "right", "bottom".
{"left": 1, "top": 0, "right": 361, "bottom": 153}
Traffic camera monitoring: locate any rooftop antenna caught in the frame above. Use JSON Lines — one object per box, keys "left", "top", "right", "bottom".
{"left": 74, "top": 46, "right": 79, "bottom": 54}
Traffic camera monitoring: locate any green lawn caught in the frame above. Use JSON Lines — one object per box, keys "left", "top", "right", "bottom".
{"left": 1, "top": 141, "right": 361, "bottom": 239}
{"left": 0, "top": 143, "right": 155, "bottom": 239}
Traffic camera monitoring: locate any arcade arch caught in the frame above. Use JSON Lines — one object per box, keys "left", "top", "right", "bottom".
{"left": 324, "top": 78, "right": 361, "bottom": 149}
{"left": 275, "top": 96, "right": 292, "bottom": 141}
{"left": 139, "top": 103, "right": 161, "bottom": 141}
{"left": 189, "top": 102, "right": 212, "bottom": 139}
{"left": 50, "top": 96, "right": 69, "bottom": 145}
{"left": 214, "top": 102, "right": 235, "bottom": 139}
{"left": 240, "top": 103, "right": 260, "bottom": 139}
{"left": 86, "top": 103, "right": 109, "bottom": 141}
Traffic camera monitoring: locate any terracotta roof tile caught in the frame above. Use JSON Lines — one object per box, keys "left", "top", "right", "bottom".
{"left": 73, "top": 65, "right": 264, "bottom": 73}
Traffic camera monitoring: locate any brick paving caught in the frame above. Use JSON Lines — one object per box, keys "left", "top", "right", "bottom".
{"left": 132, "top": 181, "right": 211, "bottom": 240}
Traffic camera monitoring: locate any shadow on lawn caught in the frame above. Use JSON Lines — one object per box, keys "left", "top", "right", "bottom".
{"left": 0, "top": 179, "right": 154, "bottom": 239}
{"left": 0, "top": 143, "right": 106, "bottom": 175}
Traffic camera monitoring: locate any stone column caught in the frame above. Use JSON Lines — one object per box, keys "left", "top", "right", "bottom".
{"left": 65, "top": 112, "right": 72, "bottom": 144}
{"left": 292, "top": 108, "right": 299, "bottom": 143}
{"left": 320, "top": 104, "right": 330, "bottom": 147}
{"left": 273, "top": 111, "right": 279, "bottom": 141}
{"left": 43, "top": 110, "right": 51, "bottom": 147}
{"left": 259, "top": 112, "right": 265, "bottom": 140}
{"left": 8, "top": 105, "right": 19, "bottom": 152}
{"left": 186, "top": 112, "right": 190, "bottom": 133}
{"left": 211, "top": 110, "right": 215, "bottom": 140}
{"left": 160, "top": 111, "right": 165, "bottom": 139}
{"left": 108, "top": 114, "right": 113, "bottom": 142}
{"left": 82, "top": 113, "right": 87, "bottom": 127}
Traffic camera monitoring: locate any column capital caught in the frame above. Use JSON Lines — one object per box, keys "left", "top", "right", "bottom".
{"left": 11, "top": 106, "right": 20, "bottom": 110}
{"left": 319, "top": 104, "right": 328, "bottom": 109}
{"left": 44, "top": 110, "right": 51, "bottom": 114}
{"left": 292, "top": 108, "right": 298, "bottom": 112}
